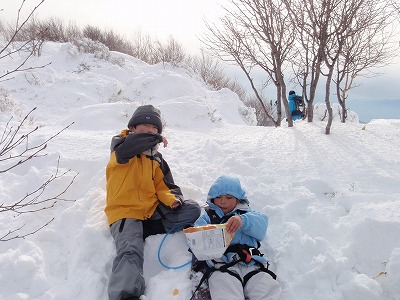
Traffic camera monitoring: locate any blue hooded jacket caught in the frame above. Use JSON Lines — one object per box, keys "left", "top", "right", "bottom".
{"left": 195, "top": 175, "right": 269, "bottom": 265}
{"left": 288, "top": 92, "right": 303, "bottom": 120}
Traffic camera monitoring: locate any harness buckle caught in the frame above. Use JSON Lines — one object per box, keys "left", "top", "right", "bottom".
{"left": 241, "top": 249, "right": 252, "bottom": 263}
{"left": 248, "top": 247, "right": 259, "bottom": 256}
{"left": 226, "top": 244, "right": 263, "bottom": 263}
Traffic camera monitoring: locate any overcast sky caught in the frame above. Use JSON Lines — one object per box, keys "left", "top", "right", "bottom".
{"left": 1, "top": 0, "right": 224, "bottom": 53}
{"left": 1, "top": 0, "right": 399, "bottom": 121}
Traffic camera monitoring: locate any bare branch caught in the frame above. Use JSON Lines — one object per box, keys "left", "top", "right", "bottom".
{"left": 0, "top": 0, "right": 50, "bottom": 81}
{"left": 0, "top": 0, "right": 45, "bottom": 57}
{"left": 0, "top": 62, "right": 51, "bottom": 82}
{"left": 0, "top": 1, "right": 78, "bottom": 243}
{"left": 0, "top": 218, "right": 54, "bottom": 242}
{"left": 0, "top": 107, "right": 75, "bottom": 173}
{"left": 1, "top": 157, "right": 78, "bottom": 214}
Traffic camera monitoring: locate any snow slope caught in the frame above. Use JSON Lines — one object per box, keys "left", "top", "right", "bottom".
{"left": 0, "top": 41, "right": 399, "bottom": 300}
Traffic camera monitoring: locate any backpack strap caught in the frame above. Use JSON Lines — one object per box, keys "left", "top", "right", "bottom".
{"left": 205, "top": 207, "right": 248, "bottom": 224}
{"left": 212, "top": 260, "right": 243, "bottom": 282}
{"left": 242, "top": 261, "right": 277, "bottom": 286}
{"left": 190, "top": 265, "right": 215, "bottom": 300}
{"left": 205, "top": 207, "right": 223, "bottom": 224}
{"left": 190, "top": 259, "right": 243, "bottom": 299}
{"left": 213, "top": 259, "right": 277, "bottom": 288}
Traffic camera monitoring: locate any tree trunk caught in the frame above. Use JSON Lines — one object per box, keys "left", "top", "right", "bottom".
{"left": 325, "top": 68, "right": 334, "bottom": 134}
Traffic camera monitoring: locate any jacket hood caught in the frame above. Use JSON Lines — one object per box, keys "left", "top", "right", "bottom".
{"left": 207, "top": 175, "right": 249, "bottom": 204}
{"left": 288, "top": 93, "right": 297, "bottom": 101}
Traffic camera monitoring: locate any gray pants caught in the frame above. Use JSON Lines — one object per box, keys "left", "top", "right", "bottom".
{"left": 108, "top": 200, "right": 201, "bottom": 300}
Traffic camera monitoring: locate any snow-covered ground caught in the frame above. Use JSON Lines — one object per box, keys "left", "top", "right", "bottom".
{"left": 1, "top": 41, "right": 399, "bottom": 300}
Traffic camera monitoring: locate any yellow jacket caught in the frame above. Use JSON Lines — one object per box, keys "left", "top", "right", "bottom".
{"left": 105, "top": 131, "right": 183, "bottom": 225}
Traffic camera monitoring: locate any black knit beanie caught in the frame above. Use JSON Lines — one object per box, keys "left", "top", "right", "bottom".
{"left": 289, "top": 90, "right": 295, "bottom": 95}
{"left": 127, "top": 105, "right": 163, "bottom": 133}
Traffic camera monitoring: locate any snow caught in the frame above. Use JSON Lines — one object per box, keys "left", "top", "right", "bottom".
{"left": 1, "top": 41, "right": 399, "bottom": 300}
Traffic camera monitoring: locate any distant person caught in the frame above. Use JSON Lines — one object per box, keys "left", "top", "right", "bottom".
{"left": 288, "top": 90, "right": 304, "bottom": 120}
{"left": 105, "top": 104, "right": 201, "bottom": 300}
{"left": 193, "top": 175, "right": 281, "bottom": 300}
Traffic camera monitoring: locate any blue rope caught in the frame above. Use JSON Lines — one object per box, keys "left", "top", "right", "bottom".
{"left": 157, "top": 223, "right": 193, "bottom": 270}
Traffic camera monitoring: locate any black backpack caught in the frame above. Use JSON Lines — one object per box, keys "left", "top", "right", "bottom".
{"left": 291, "top": 95, "right": 305, "bottom": 118}
{"left": 294, "top": 95, "right": 304, "bottom": 110}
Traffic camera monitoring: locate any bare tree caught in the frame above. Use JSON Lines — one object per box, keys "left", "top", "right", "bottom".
{"left": 201, "top": 17, "right": 269, "bottom": 118}
{"left": 0, "top": 0, "right": 50, "bottom": 81}
{"left": 284, "top": 0, "right": 328, "bottom": 123}
{"left": 0, "top": 1, "right": 77, "bottom": 241}
{"left": 33, "top": 17, "right": 68, "bottom": 42}
{"left": 240, "top": 0, "right": 296, "bottom": 126}
{"left": 186, "top": 50, "right": 230, "bottom": 90}
{"left": 0, "top": 108, "right": 77, "bottom": 241}
{"left": 321, "top": 0, "right": 398, "bottom": 133}
{"left": 334, "top": 0, "right": 398, "bottom": 123}
{"left": 4, "top": 17, "right": 83, "bottom": 45}
{"left": 153, "top": 36, "right": 186, "bottom": 67}
{"left": 63, "top": 20, "right": 82, "bottom": 42}
{"left": 245, "top": 95, "right": 277, "bottom": 126}
{"left": 201, "top": 0, "right": 296, "bottom": 127}
{"left": 318, "top": 0, "right": 350, "bottom": 134}
{"left": 129, "top": 29, "right": 157, "bottom": 64}
{"left": 82, "top": 24, "right": 103, "bottom": 43}
{"left": 285, "top": 0, "right": 397, "bottom": 133}
{"left": 391, "top": 0, "right": 400, "bottom": 14}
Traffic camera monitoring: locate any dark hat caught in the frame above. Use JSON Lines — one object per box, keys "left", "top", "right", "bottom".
{"left": 289, "top": 90, "right": 295, "bottom": 95}
{"left": 127, "top": 105, "right": 163, "bottom": 133}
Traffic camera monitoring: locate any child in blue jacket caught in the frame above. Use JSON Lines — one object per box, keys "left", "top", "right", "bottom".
{"left": 194, "top": 175, "right": 281, "bottom": 300}
{"left": 288, "top": 90, "right": 303, "bottom": 120}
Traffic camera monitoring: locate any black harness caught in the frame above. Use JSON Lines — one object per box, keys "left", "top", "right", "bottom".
{"left": 190, "top": 208, "right": 277, "bottom": 300}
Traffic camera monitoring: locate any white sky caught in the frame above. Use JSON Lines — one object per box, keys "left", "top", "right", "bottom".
{"left": 1, "top": 0, "right": 226, "bottom": 53}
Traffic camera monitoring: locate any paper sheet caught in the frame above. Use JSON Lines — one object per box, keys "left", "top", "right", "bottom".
{"left": 184, "top": 224, "right": 234, "bottom": 261}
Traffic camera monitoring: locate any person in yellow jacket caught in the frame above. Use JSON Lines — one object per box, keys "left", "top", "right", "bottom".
{"left": 105, "top": 105, "right": 201, "bottom": 300}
